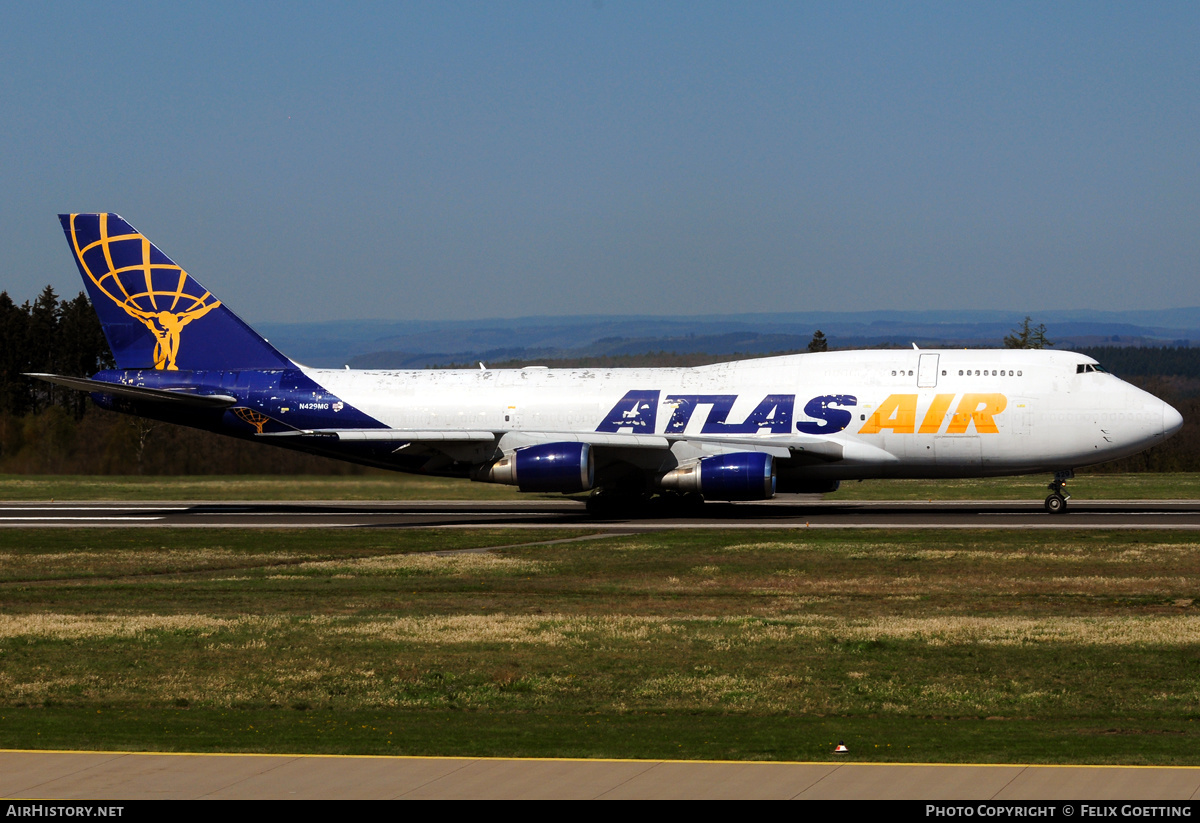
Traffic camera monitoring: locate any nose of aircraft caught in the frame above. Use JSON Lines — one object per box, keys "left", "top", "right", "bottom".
{"left": 1164, "top": 401, "right": 1184, "bottom": 438}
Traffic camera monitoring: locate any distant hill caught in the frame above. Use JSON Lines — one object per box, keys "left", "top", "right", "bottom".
{"left": 256, "top": 308, "right": 1200, "bottom": 369}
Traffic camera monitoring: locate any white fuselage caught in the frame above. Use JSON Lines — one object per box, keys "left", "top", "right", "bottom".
{"left": 304, "top": 348, "right": 1181, "bottom": 482}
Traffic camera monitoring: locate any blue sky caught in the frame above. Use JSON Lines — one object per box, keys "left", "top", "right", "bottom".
{"left": 2, "top": 2, "right": 1197, "bottom": 322}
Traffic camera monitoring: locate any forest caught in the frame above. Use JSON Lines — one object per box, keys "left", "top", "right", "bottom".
{"left": 0, "top": 288, "right": 361, "bottom": 475}
{"left": 0, "top": 288, "right": 1196, "bottom": 475}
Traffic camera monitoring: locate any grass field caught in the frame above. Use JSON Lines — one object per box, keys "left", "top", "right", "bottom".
{"left": 2, "top": 526, "right": 1199, "bottom": 763}
{"left": 2, "top": 471, "right": 1200, "bottom": 501}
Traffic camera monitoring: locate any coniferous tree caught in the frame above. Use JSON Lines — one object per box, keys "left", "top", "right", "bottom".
{"left": 1003, "top": 316, "right": 1053, "bottom": 349}
{"left": 0, "top": 292, "right": 30, "bottom": 416}
{"left": 26, "top": 286, "right": 61, "bottom": 411}
{"left": 57, "top": 292, "right": 113, "bottom": 417}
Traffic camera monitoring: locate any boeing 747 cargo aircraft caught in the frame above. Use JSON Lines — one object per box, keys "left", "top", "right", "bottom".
{"left": 32, "top": 214, "right": 1183, "bottom": 515}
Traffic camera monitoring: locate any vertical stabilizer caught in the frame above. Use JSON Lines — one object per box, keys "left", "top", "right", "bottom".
{"left": 59, "top": 213, "right": 293, "bottom": 371}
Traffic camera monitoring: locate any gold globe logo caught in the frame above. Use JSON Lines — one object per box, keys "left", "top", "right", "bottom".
{"left": 232, "top": 408, "right": 271, "bottom": 434}
{"left": 69, "top": 214, "right": 221, "bottom": 370}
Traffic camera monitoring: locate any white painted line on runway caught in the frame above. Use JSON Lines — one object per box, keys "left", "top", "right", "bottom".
{"left": 0, "top": 506, "right": 189, "bottom": 511}
{"left": 0, "top": 522, "right": 373, "bottom": 528}
{"left": 204, "top": 510, "right": 546, "bottom": 517}
{"left": 0, "top": 516, "right": 166, "bottom": 521}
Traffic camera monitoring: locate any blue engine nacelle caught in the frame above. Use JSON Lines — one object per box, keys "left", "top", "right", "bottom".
{"left": 479, "top": 442, "right": 595, "bottom": 493}
{"left": 657, "top": 452, "right": 776, "bottom": 501}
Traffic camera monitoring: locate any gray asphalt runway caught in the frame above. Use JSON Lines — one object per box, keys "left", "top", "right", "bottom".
{"left": 4, "top": 750, "right": 1200, "bottom": 800}
{"left": 3, "top": 498, "right": 1200, "bottom": 529}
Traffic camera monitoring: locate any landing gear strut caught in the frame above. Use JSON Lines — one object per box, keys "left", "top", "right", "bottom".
{"left": 1044, "top": 470, "right": 1074, "bottom": 515}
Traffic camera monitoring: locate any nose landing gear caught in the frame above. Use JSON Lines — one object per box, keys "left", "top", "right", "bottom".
{"left": 1045, "top": 470, "right": 1074, "bottom": 514}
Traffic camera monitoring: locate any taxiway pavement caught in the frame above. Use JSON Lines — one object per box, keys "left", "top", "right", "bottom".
{"left": 5, "top": 750, "right": 1200, "bottom": 800}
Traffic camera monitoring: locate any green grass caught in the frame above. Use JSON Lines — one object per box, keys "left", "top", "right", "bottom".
{"left": 2, "top": 527, "right": 1200, "bottom": 763}
{"left": 2, "top": 472, "right": 1199, "bottom": 502}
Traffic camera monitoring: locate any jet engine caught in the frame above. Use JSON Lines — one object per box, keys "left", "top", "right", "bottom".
{"left": 657, "top": 452, "right": 776, "bottom": 501}
{"left": 479, "top": 442, "right": 595, "bottom": 493}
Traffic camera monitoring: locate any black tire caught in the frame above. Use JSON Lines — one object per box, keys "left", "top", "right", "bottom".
{"left": 1044, "top": 493, "right": 1067, "bottom": 515}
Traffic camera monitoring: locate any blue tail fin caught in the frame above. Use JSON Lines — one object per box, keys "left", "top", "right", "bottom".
{"left": 59, "top": 213, "right": 292, "bottom": 371}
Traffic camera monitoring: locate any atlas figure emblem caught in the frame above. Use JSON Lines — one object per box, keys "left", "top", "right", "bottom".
{"left": 122, "top": 298, "right": 220, "bottom": 370}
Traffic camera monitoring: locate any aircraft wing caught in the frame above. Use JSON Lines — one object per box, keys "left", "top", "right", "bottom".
{"left": 521, "top": 430, "right": 843, "bottom": 460}
{"left": 259, "top": 427, "right": 844, "bottom": 461}
{"left": 26, "top": 374, "right": 239, "bottom": 408}
{"left": 665, "top": 433, "right": 842, "bottom": 461}
{"left": 256, "top": 428, "right": 668, "bottom": 446}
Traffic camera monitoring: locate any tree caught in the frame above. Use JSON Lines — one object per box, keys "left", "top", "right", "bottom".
{"left": 1004, "top": 317, "right": 1052, "bottom": 349}
{"left": 0, "top": 289, "right": 114, "bottom": 420}
{"left": 0, "top": 291, "right": 30, "bottom": 416}
{"left": 807, "top": 329, "right": 829, "bottom": 353}
{"left": 57, "top": 293, "right": 112, "bottom": 417}
{"left": 27, "top": 286, "right": 61, "bottom": 411}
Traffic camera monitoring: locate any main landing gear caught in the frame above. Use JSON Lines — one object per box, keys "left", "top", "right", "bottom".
{"left": 584, "top": 490, "right": 706, "bottom": 519}
{"left": 1044, "top": 469, "right": 1074, "bottom": 515}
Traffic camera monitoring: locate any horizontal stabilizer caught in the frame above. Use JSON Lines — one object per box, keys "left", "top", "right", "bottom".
{"left": 26, "top": 373, "right": 238, "bottom": 408}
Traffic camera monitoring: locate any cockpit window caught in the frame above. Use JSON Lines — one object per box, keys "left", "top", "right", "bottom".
{"left": 1076, "top": 363, "right": 1105, "bottom": 374}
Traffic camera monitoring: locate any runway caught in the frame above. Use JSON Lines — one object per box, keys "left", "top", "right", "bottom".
{"left": 2, "top": 498, "right": 1200, "bottom": 529}
{"left": 5, "top": 749, "right": 1200, "bottom": 800}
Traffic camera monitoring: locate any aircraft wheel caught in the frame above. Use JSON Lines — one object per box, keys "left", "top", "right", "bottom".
{"left": 1044, "top": 493, "right": 1068, "bottom": 515}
